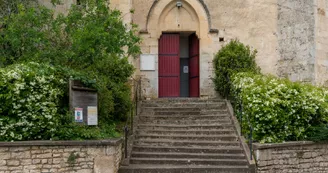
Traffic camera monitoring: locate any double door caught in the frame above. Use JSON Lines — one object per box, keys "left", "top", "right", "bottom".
{"left": 158, "top": 33, "right": 199, "bottom": 98}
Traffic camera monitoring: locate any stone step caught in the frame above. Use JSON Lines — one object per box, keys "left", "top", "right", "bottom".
{"left": 142, "top": 98, "right": 225, "bottom": 103}
{"left": 136, "top": 129, "right": 236, "bottom": 136}
{"left": 132, "top": 146, "right": 243, "bottom": 154}
{"left": 138, "top": 119, "right": 232, "bottom": 125}
{"left": 136, "top": 134, "right": 238, "bottom": 141}
{"left": 141, "top": 103, "right": 226, "bottom": 108}
{"left": 119, "top": 99, "right": 252, "bottom": 173}
{"left": 119, "top": 165, "right": 251, "bottom": 173}
{"left": 142, "top": 106, "right": 225, "bottom": 112}
{"left": 141, "top": 111, "right": 229, "bottom": 115}
{"left": 141, "top": 109, "right": 228, "bottom": 115}
{"left": 142, "top": 107, "right": 201, "bottom": 112}
{"left": 131, "top": 152, "right": 246, "bottom": 160}
{"left": 201, "top": 110, "right": 229, "bottom": 115}
{"left": 139, "top": 115, "right": 231, "bottom": 122}
{"left": 130, "top": 158, "right": 248, "bottom": 166}
{"left": 138, "top": 114, "right": 231, "bottom": 121}
{"left": 134, "top": 139, "right": 240, "bottom": 147}
{"left": 152, "top": 111, "right": 201, "bottom": 116}
{"left": 137, "top": 124, "right": 235, "bottom": 131}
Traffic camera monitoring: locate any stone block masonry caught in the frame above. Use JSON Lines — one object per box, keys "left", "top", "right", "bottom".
{"left": 254, "top": 141, "right": 328, "bottom": 173}
{"left": 0, "top": 139, "right": 122, "bottom": 173}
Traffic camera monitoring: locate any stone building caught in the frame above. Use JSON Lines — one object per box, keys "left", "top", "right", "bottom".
{"left": 40, "top": 0, "right": 328, "bottom": 99}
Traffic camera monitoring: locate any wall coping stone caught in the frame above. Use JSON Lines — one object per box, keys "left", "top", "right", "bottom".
{"left": 252, "top": 141, "right": 328, "bottom": 150}
{"left": 0, "top": 138, "right": 123, "bottom": 147}
{"left": 225, "top": 100, "right": 256, "bottom": 173}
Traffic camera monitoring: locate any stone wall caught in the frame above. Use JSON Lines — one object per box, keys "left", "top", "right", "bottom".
{"left": 254, "top": 141, "right": 328, "bottom": 173}
{"left": 315, "top": 0, "right": 328, "bottom": 86}
{"left": 277, "top": 0, "right": 316, "bottom": 83}
{"left": 204, "top": 0, "right": 279, "bottom": 76}
{"left": 0, "top": 139, "right": 122, "bottom": 173}
{"left": 38, "top": 0, "right": 76, "bottom": 16}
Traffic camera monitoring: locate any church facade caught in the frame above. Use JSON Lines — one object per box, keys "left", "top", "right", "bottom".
{"left": 41, "top": 0, "right": 328, "bottom": 99}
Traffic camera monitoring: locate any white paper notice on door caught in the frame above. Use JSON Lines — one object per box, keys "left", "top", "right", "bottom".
{"left": 183, "top": 66, "right": 189, "bottom": 73}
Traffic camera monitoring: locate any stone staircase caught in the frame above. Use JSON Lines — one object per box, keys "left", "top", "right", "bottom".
{"left": 119, "top": 99, "right": 254, "bottom": 173}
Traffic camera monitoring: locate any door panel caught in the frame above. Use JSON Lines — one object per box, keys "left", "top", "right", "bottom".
{"left": 180, "top": 58, "right": 189, "bottom": 97}
{"left": 189, "top": 34, "right": 200, "bottom": 97}
{"left": 159, "top": 34, "right": 180, "bottom": 97}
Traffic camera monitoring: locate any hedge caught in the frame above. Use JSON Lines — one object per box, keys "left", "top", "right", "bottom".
{"left": 231, "top": 72, "right": 328, "bottom": 143}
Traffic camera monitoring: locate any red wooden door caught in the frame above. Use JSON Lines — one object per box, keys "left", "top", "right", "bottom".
{"left": 159, "top": 34, "right": 180, "bottom": 97}
{"left": 189, "top": 34, "right": 200, "bottom": 97}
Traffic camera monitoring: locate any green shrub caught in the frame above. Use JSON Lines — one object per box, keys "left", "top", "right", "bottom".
{"left": 306, "top": 125, "right": 328, "bottom": 142}
{"left": 0, "top": 62, "right": 66, "bottom": 141}
{"left": 213, "top": 40, "right": 260, "bottom": 98}
{"left": 231, "top": 72, "right": 328, "bottom": 143}
{"left": 53, "top": 123, "right": 120, "bottom": 141}
{"left": 0, "top": 62, "right": 123, "bottom": 141}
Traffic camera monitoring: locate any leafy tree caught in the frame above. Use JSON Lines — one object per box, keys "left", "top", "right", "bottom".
{"left": 0, "top": 0, "right": 37, "bottom": 19}
{"left": 0, "top": 0, "right": 141, "bottom": 128}
{"left": 0, "top": 0, "right": 141, "bottom": 67}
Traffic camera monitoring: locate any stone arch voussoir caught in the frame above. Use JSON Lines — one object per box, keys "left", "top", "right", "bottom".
{"left": 146, "top": 0, "right": 213, "bottom": 39}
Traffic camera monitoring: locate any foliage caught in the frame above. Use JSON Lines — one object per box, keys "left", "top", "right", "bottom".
{"left": 0, "top": 0, "right": 141, "bottom": 140}
{"left": 0, "top": 0, "right": 37, "bottom": 19}
{"left": 0, "top": 62, "right": 122, "bottom": 141}
{"left": 213, "top": 40, "right": 260, "bottom": 98}
{"left": 307, "top": 125, "right": 328, "bottom": 142}
{"left": 67, "top": 152, "right": 79, "bottom": 165}
{"left": 53, "top": 123, "right": 120, "bottom": 141}
{"left": 231, "top": 72, "right": 328, "bottom": 143}
{"left": 0, "top": 63, "right": 66, "bottom": 141}
{"left": 89, "top": 55, "right": 135, "bottom": 122}
{"left": 0, "top": 1, "right": 140, "bottom": 67}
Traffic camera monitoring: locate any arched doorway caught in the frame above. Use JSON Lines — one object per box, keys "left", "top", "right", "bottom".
{"left": 142, "top": 0, "right": 213, "bottom": 98}
{"left": 159, "top": 33, "right": 199, "bottom": 97}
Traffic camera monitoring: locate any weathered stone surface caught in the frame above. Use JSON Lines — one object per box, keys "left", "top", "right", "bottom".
{"left": 94, "top": 156, "right": 115, "bottom": 173}
{"left": 254, "top": 142, "right": 328, "bottom": 173}
{"left": 0, "top": 139, "right": 122, "bottom": 173}
{"left": 11, "top": 151, "right": 31, "bottom": 159}
{"left": 0, "top": 153, "right": 10, "bottom": 160}
{"left": 277, "top": 0, "right": 316, "bottom": 83}
{"left": 6, "top": 160, "right": 20, "bottom": 166}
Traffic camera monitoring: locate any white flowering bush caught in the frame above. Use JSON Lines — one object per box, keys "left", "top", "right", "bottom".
{"left": 0, "top": 62, "right": 66, "bottom": 141}
{"left": 231, "top": 72, "right": 328, "bottom": 143}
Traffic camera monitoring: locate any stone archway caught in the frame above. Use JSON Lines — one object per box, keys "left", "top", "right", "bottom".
{"left": 146, "top": 0, "right": 210, "bottom": 39}
{"left": 139, "top": 0, "right": 217, "bottom": 99}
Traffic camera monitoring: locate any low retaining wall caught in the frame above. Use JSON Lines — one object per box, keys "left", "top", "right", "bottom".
{"left": 0, "top": 139, "right": 122, "bottom": 173}
{"left": 254, "top": 141, "right": 328, "bottom": 173}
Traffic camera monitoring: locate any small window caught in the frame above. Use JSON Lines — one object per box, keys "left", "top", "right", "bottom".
{"left": 219, "top": 37, "right": 225, "bottom": 42}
